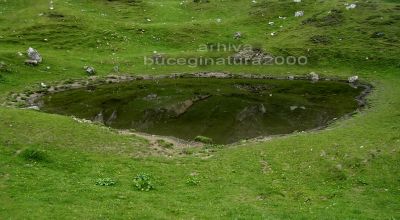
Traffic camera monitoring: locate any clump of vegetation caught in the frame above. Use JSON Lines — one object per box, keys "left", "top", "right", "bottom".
{"left": 194, "top": 135, "right": 213, "bottom": 144}
{"left": 303, "top": 9, "right": 344, "bottom": 27}
{"left": 0, "top": 61, "right": 11, "bottom": 73}
{"left": 186, "top": 175, "right": 200, "bottom": 186}
{"left": 202, "top": 144, "right": 224, "bottom": 154}
{"left": 156, "top": 139, "right": 173, "bottom": 149}
{"left": 181, "top": 148, "right": 196, "bottom": 155}
{"left": 96, "top": 178, "right": 117, "bottom": 186}
{"left": 20, "top": 148, "right": 49, "bottom": 162}
{"left": 310, "top": 35, "right": 331, "bottom": 44}
{"left": 133, "top": 173, "right": 155, "bottom": 191}
{"left": 193, "top": 0, "right": 210, "bottom": 3}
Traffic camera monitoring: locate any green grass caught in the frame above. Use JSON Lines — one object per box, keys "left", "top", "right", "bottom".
{"left": 0, "top": 0, "right": 400, "bottom": 219}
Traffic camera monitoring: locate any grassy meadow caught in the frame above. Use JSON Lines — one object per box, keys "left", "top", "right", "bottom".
{"left": 0, "top": 0, "right": 399, "bottom": 219}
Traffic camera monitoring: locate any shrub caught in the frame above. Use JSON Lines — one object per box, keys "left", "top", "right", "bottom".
{"left": 156, "top": 139, "right": 173, "bottom": 149}
{"left": 194, "top": 135, "right": 213, "bottom": 144}
{"left": 133, "top": 173, "right": 154, "bottom": 191}
{"left": 96, "top": 178, "right": 117, "bottom": 186}
{"left": 186, "top": 176, "right": 200, "bottom": 186}
{"left": 20, "top": 148, "right": 49, "bottom": 162}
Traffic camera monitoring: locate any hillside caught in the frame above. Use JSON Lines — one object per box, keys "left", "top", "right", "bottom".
{"left": 0, "top": 0, "right": 399, "bottom": 219}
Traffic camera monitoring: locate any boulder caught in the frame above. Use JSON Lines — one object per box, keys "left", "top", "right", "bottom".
{"left": 295, "top": 11, "right": 304, "bottom": 17}
{"left": 27, "top": 47, "right": 42, "bottom": 63}
{"left": 348, "top": 75, "right": 359, "bottom": 83}
{"left": 309, "top": 72, "right": 319, "bottom": 81}
{"left": 346, "top": 3, "right": 356, "bottom": 10}
{"left": 234, "top": 32, "right": 242, "bottom": 39}
{"left": 84, "top": 66, "right": 96, "bottom": 75}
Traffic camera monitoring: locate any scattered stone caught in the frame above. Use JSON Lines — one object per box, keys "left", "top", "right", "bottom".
{"left": 93, "top": 112, "right": 104, "bottom": 124}
{"left": 371, "top": 32, "right": 385, "bottom": 38}
{"left": 26, "top": 106, "right": 40, "bottom": 110}
{"left": 231, "top": 48, "right": 274, "bottom": 64}
{"left": 290, "top": 106, "right": 298, "bottom": 111}
{"left": 234, "top": 32, "right": 242, "bottom": 39}
{"left": 152, "top": 53, "right": 165, "bottom": 63}
{"left": 105, "top": 110, "right": 117, "bottom": 125}
{"left": 144, "top": 93, "right": 158, "bottom": 100}
{"left": 26, "top": 47, "right": 42, "bottom": 65}
{"left": 25, "top": 60, "right": 39, "bottom": 66}
{"left": 49, "top": 0, "right": 54, "bottom": 10}
{"left": 84, "top": 66, "right": 96, "bottom": 75}
{"left": 293, "top": 0, "right": 301, "bottom": 2}
{"left": 348, "top": 76, "right": 359, "bottom": 83}
{"left": 345, "top": 3, "right": 356, "bottom": 10}
{"left": 309, "top": 72, "right": 319, "bottom": 81}
{"left": 288, "top": 76, "right": 295, "bottom": 80}
{"left": 27, "top": 47, "right": 42, "bottom": 63}
{"left": 295, "top": 11, "right": 304, "bottom": 17}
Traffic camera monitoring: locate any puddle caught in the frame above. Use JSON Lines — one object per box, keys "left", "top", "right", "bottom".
{"left": 40, "top": 78, "right": 366, "bottom": 144}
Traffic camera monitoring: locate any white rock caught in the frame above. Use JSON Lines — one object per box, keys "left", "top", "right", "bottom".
{"left": 27, "top": 47, "right": 42, "bottom": 63}
{"left": 309, "top": 72, "right": 319, "bottom": 81}
{"left": 295, "top": 11, "right": 304, "bottom": 17}
{"left": 348, "top": 75, "right": 359, "bottom": 83}
{"left": 290, "top": 106, "right": 298, "bottom": 111}
{"left": 84, "top": 66, "right": 96, "bottom": 75}
{"left": 234, "top": 32, "right": 242, "bottom": 39}
{"left": 27, "top": 106, "right": 40, "bottom": 111}
{"left": 346, "top": 3, "right": 357, "bottom": 10}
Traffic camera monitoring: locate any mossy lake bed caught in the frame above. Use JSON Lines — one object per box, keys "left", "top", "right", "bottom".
{"left": 35, "top": 76, "right": 368, "bottom": 144}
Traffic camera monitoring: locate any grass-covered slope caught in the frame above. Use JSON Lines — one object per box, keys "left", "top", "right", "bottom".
{"left": 0, "top": 0, "right": 399, "bottom": 219}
